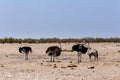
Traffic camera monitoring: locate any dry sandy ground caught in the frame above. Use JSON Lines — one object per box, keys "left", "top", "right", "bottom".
{"left": 0, "top": 43, "right": 120, "bottom": 80}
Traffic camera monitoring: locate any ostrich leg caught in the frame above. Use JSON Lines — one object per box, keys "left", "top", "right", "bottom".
{"left": 25, "top": 53, "right": 28, "bottom": 60}
{"left": 53, "top": 55, "right": 55, "bottom": 62}
{"left": 78, "top": 52, "right": 82, "bottom": 63}
{"left": 89, "top": 55, "right": 91, "bottom": 61}
{"left": 95, "top": 54, "right": 98, "bottom": 61}
{"left": 51, "top": 55, "right": 52, "bottom": 62}
{"left": 96, "top": 53, "right": 98, "bottom": 61}
{"left": 50, "top": 55, "right": 55, "bottom": 62}
{"left": 77, "top": 52, "right": 81, "bottom": 63}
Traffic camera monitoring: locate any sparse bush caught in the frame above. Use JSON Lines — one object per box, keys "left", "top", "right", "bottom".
{"left": 0, "top": 37, "right": 120, "bottom": 43}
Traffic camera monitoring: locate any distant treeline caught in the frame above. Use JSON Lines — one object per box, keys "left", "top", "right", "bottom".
{"left": 0, "top": 37, "right": 120, "bottom": 43}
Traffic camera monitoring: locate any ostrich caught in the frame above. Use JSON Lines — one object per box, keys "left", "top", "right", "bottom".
{"left": 19, "top": 46, "right": 32, "bottom": 60}
{"left": 72, "top": 44, "right": 88, "bottom": 63}
{"left": 72, "top": 43, "right": 98, "bottom": 63}
{"left": 87, "top": 48, "right": 98, "bottom": 61}
{"left": 46, "top": 43, "right": 62, "bottom": 62}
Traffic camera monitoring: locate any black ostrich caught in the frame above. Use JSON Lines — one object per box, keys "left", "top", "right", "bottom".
{"left": 46, "top": 43, "right": 62, "bottom": 62}
{"left": 19, "top": 46, "right": 32, "bottom": 60}
{"left": 72, "top": 44, "right": 88, "bottom": 63}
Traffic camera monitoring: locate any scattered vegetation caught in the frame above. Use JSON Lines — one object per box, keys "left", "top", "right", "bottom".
{"left": 0, "top": 37, "right": 120, "bottom": 43}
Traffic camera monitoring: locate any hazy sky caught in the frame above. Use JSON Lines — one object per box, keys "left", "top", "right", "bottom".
{"left": 0, "top": 0, "right": 120, "bottom": 38}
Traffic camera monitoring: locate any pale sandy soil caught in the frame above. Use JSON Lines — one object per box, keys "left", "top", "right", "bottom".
{"left": 0, "top": 43, "right": 120, "bottom": 80}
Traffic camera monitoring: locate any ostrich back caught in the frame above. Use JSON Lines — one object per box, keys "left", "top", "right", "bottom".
{"left": 19, "top": 47, "right": 32, "bottom": 53}
{"left": 72, "top": 44, "right": 88, "bottom": 54}
{"left": 46, "top": 46, "right": 61, "bottom": 57}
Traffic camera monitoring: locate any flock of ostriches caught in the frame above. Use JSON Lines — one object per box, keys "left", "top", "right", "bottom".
{"left": 19, "top": 43, "right": 98, "bottom": 63}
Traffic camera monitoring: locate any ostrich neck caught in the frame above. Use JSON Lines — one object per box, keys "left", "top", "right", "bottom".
{"left": 59, "top": 42, "right": 62, "bottom": 49}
